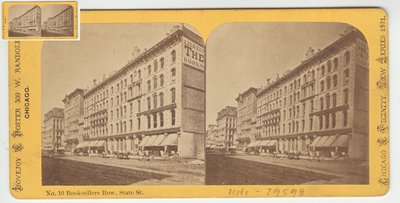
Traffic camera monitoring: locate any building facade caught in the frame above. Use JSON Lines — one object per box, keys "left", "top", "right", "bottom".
{"left": 205, "top": 124, "right": 217, "bottom": 148}
{"left": 43, "top": 6, "right": 73, "bottom": 35}
{"left": 62, "top": 88, "right": 84, "bottom": 152}
{"left": 235, "top": 87, "right": 258, "bottom": 150}
{"left": 252, "top": 29, "right": 368, "bottom": 160}
{"left": 81, "top": 25, "right": 205, "bottom": 158}
{"left": 215, "top": 106, "right": 237, "bottom": 149}
{"left": 41, "top": 108, "right": 64, "bottom": 153}
{"left": 10, "top": 5, "right": 41, "bottom": 36}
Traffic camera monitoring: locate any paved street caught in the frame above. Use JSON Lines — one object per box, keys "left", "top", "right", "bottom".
{"left": 42, "top": 156, "right": 204, "bottom": 185}
{"left": 9, "top": 31, "right": 36, "bottom": 37}
{"left": 41, "top": 30, "right": 70, "bottom": 37}
{"left": 206, "top": 153, "right": 367, "bottom": 185}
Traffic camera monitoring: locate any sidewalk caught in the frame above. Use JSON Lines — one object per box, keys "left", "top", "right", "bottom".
{"left": 59, "top": 155, "right": 204, "bottom": 185}
{"left": 232, "top": 153, "right": 368, "bottom": 184}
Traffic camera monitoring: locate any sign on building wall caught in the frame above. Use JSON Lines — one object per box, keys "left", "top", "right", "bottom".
{"left": 182, "top": 37, "right": 205, "bottom": 71}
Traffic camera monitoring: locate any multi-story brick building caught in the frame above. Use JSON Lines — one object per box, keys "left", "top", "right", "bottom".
{"left": 62, "top": 88, "right": 84, "bottom": 152}
{"left": 235, "top": 87, "right": 258, "bottom": 150}
{"left": 10, "top": 5, "right": 41, "bottom": 36}
{"left": 252, "top": 29, "right": 368, "bottom": 160}
{"left": 215, "top": 106, "right": 237, "bottom": 149}
{"left": 43, "top": 6, "right": 73, "bottom": 35}
{"left": 41, "top": 108, "right": 64, "bottom": 153}
{"left": 80, "top": 25, "right": 205, "bottom": 158}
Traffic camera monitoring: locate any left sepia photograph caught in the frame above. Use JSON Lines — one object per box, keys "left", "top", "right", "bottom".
{"left": 41, "top": 23, "right": 206, "bottom": 185}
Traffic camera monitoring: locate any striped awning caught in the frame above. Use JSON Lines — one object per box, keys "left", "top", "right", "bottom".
{"left": 247, "top": 140, "right": 261, "bottom": 147}
{"left": 160, "top": 133, "right": 178, "bottom": 146}
{"left": 144, "top": 135, "right": 158, "bottom": 147}
{"left": 94, "top": 140, "right": 106, "bottom": 147}
{"left": 310, "top": 136, "right": 321, "bottom": 147}
{"left": 259, "top": 140, "right": 270, "bottom": 146}
{"left": 315, "top": 136, "right": 330, "bottom": 147}
{"left": 267, "top": 140, "right": 277, "bottom": 147}
{"left": 332, "top": 135, "right": 350, "bottom": 147}
{"left": 150, "top": 134, "right": 167, "bottom": 147}
{"left": 321, "top": 136, "right": 338, "bottom": 147}
{"left": 139, "top": 136, "right": 151, "bottom": 147}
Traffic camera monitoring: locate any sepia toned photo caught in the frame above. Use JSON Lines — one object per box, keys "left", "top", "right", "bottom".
{"left": 41, "top": 5, "right": 74, "bottom": 37}
{"left": 8, "top": 4, "right": 41, "bottom": 37}
{"left": 205, "top": 23, "right": 369, "bottom": 185}
{"left": 41, "top": 23, "right": 205, "bottom": 185}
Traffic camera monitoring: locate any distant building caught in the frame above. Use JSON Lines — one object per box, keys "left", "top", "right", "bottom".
{"left": 216, "top": 106, "right": 237, "bottom": 149}
{"left": 235, "top": 87, "right": 258, "bottom": 150}
{"left": 252, "top": 29, "right": 368, "bottom": 160}
{"left": 44, "top": 6, "right": 73, "bottom": 35}
{"left": 80, "top": 25, "right": 205, "bottom": 158}
{"left": 205, "top": 124, "right": 217, "bottom": 148}
{"left": 62, "top": 88, "right": 84, "bottom": 152}
{"left": 42, "top": 108, "right": 64, "bottom": 152}
{"left": 10, "top": 5, "right": 41, "bottom": 36}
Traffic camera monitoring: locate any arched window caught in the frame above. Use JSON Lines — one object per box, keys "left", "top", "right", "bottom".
{"left": 320, "top": 80, "right": 325, "bottom": 93}
{"left": 343, "top": 110, "right": 348, "bottom": 127}
{"left": 160, "top": 57, "right": 165, "bottom": 69}
{"left": 345, "top": 51, "right": 350, "bottom": 65}
{"left": 343, "top": 89, "right": 349, "bottom": 104}
{"left": 319, "top": 116, "right": 323, "bottom": 129}
{"left": 160, "top": 74, "right": 164, "bottom": 87}
{"left": 153, "top": 77, "right": 158, "bottom": 89}
{"left": 116, "top": 108, "right": 119, "bottom": 118}
{"left": 171, "top": 88, "right": 176, "bottom": 103}
{"left": 320, "top": 97, "right": 324, "bottom": 110}
{"left": 153, "top": 60, "right": 158, "bottom": 72}
{"left": 147, "top": 115, "right": 151, "bottom": 129}
{"left": 332, "top": 93, "right": 337, "bottom": 107}
{"left": 333, "top": 75, "right": 338, "bottom": 87}
{"left": 147, "top": 80, "right": 151, "bottom": 92}
{"left": 327, "top": 60, "right": 332, "bottom": 73}
{"left": 333, "top": 58, "right": 339, "bottom": 70}
{"left": 153, "top": 113, "right": 157, "bottom": 128}
{"left": 171, "top": 68, "right": 176, "bottom": 77}
{"left": 110, "top": 124, "right": 113, "bottom": 135}
{"left": 325, "top": 114, "right": 329, "bottom": 129}
{"left": 147, "top": 65, "right": 151, "bottom": 75}
{"left": 116, "top": 123, "right": 119, "bottom": 133}
{"left": 332, "top": 113, "right": 336, "bottom": 128}
{"left": 153, "top": 94, "right": 158, "bottom": 108}
{"left": 326, "top": 76, "right": 331, "bottom": 90}
{"left": 137, "top": 118, "right": 141, "bottom": 130}
{"left": 171, "top": 109, "right": 176, "bottom": 126}
{"left": 138, "top": 70, "right": 141, "bottom": 79}
{"left": 171, "top": 50, "right": 176, "bottom": 62}
{"left": 343, "top": 69, "right": 350, "bottom": 83}
{"left": 160, "top": 112, "right": 164, "bottom": 127}
{"left": 147, "top": 97, "right": 151, "bottom": 110}
{"left": 321, "top": 65, "right": 325, "bottom": 76}
{"left": 326, "top": 94, "right": 330, "bottom": 109}
{"left": 159, "top": 92, "right": 164, "bottom": 107}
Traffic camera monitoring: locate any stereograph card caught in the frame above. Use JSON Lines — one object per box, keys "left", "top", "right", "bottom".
{"left": 5, "top": 1, "right": 389, "bottom": 199}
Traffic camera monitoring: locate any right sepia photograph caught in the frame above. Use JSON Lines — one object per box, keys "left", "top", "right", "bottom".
{"left": 205, "top": 23, "right": 369, "bottom": 185}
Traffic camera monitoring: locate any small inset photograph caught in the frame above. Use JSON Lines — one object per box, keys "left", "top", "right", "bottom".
{"left": 8, "top": 4, "right": 41, "bottom": 37}
{"left": 41, "top": 4, "right": 74, "bottom": 37}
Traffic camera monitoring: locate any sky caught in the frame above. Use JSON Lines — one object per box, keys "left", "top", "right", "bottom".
{"left": 205, "top": 22, "right": 348, "bottom": 126}
{"left": 41, "top": 23, "right": 182, "bottom": 116}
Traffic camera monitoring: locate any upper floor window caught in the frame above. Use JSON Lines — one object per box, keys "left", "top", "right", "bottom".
{"left": 160, "top": 112, "right": 164, "bottom": 127}
{"left": 160, "top": 57, "right": 165, "bottom": 69}
{"left": 326, "top": 76, "right": 331, "bottom": 90}
{"left": 153, "top": 60, "right": 158, "bottom": 72}
{"left": 333, "top": 75, "right": 338, "bottom": 87}
{"left": 343, "top": 89, "right": 349, "bottom": 104}
{"left": 159, "top": 92, "right": 164, "bottom": 107}
{"left": 332, "top": 93, "right": 337, "bottom": 107}
{"left": 138, "top": 70, "right": 141, "bottom": 79}
{"left": 171, "top": 109, "right": 176, "bottom": 126}
{"left": 147, "top": 65, "right": 151, "bottom": 75}
{"left": 171, "top": 88, "right": 176, "bottom": 103}
{"left": 147, "top": 97, "right": 151, "bottom": 110}
{"left": 321, "top": 65, "right": 325, "bottom": 76}
{"left": 160, "top": 74, "right": 164, "bottom": 87}
{"left": 327, "top": 60, "right": 332, "bottom": 73}
{"left": 171, "top": 68, "right": 176, "bottom": 77}
{"left": 320, "top": 80, "right": 325, "bottom": 93}
{"left": 153, "top": 77, "right": 158, "bottom": 89}
{"left": 147, "top": 80, "right": 151, "bottom": 92}
{"left": 345, "top": 51, "right": 351, "bottom": 65}
{"left": 171, "top": 50, "right": 176, "bottom": 63}
{"left": 333, "top": 58, "right": 339, "bottom": 70}
{"left": 153, "top": 94, "right": 158, "bottom": 109}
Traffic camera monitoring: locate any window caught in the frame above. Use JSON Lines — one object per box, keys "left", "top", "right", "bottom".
{"left": 137, "top": 118, "right": 141, "bottom": 130}
{"left": 160, "top": 93, "right": 164, "bottom": 107}
{"left": 171, "top": 68, "right": 176, "bottom": 77}
{"left": 160, "top": 74, "right": 164, "bottom": 86}
{"left": 325, "top": 114, "right": 329, "bottom": 129}
{"left": 326, "top": 94, "right": 330, "bottom": 109}
{"left": 345, "top": 51, "right": 350, "bottom": 65}
{"left": 147, "top": 80, "right": 151, "bottom": 92}
{"left": 343, "top": 89, "right": 349, "bottom": 104}
{"left": 147, "top": 97, "right": 151, "bottom": 110}
{"left": 343, "top": 110, "right": 348, "bottom": 127}
{"left": 320, "top": 81, "right": 325, "bottom": 93}
{"left": 147, "top": 115, "right": 151, "bottom": 129}
{"left": 123, "top": 106, "right": 127, "bottom": 117}
{"left": 333, "top": 75, "right": 338, "bottom": 87}
{"left": 153, "top": 113, "right": 157, "bottom": 128}
{"left": 321, "top": 65, "right": 325, "bottom": 76}
{"left": 130, "top": 74, "right": 133, "bottom": 83}
{"left": 137, "top": 100, "right": 141, "bottom": 112}
{"left": 171, "top": 88, "right": 176, "bottom": 103}
{"left": 333, "top": 58, "right": 339, "bottom": 70}
{"left": 327, "top": 60, "right": 332, "bottom": 73}
{"left": 171, "top": 109, "right": 176, "bottom": 126}
{"left": 110, "top": 110, "right": 113, "bottom": 120}
{"left": 326, "top": 76, "right": 331, "bottom": 90}
{"left": 153, "top": 77, "right": 158, "bottom": 89}
{"left": 153, "top": 94, "right": 158, "bottom": 108}
{"left": 153, "top": 60, "right": 158, "bottom": 72}
{"left": 160, "top": 57, "right": 164, "bottom": 69}
{"left": 160, "top": 112, "right": 164, "bottom": 127}
{"left": 147, "top": 65, "right": 151, "bottom": 75}
{"left": 309, "top": 117, "right": 313, "bottom": 131}
{"left": 344, "top": 69, "right": 350, "bottom": 83}
{"left": 332, "top": 113, "right": 336, "bottom": 128}
{"left": 320, "top": 97, "right": 324, "bottom": 110}
{"left": 130, "top": 103, "right": 133, "bottom": 116}
{"left": 332, "top": 93, "right": 337, "bottom": 107}
{"left": 319, "top": 116, "right": 323, "bottom": 130}
{"left": 171, "top": 50, "right": 176, "bottom": 62}
{"left": 110, "top": 124, "right": 113, "bottom": 135}
{"left": 116, "top": 123, "right": 119, "bottom": 133}
{"left": 116, "top": 108, "right": 119, "bottom": 118}
{"left": 138, "top": 70, "right": 141, "bottom": 79}
{"left": 310, "top": 100, "right": 314, "bottom": 112}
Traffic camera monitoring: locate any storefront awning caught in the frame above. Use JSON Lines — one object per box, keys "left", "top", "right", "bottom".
{"left": 150, "top": 134, "right": 167, "bottom": 147}
{"left": 315, "top": 136, "right": 330, "bottom": 147}
{"left": 321, "top": 136, "right": 338, "bottom": 147}
{"left": 259, "top": 140, "right": 270, "bottom": 146}
{"left": 332, "top": 135, "right": 350, "bottom": 147}
{"left": 139, "top": 136, "right": 151, "bottom": 147}
{"left": 267, "top": 140, "right": 277, "bottom": 147}
{"left": 75, "top": 142, "right": 85, "bottom": 148}
{"left": 160, "top": 133, "right": 178, "bottom": 146}
{"left": 87, "top": 140, "right": 99, "bottom": 147}
{"left": 247, "top": 140, "right": 261, "bottom": 147}
{"left": 94, "top": 140, "right": 106, "bottom": 147}
{"left": 144, "top": 135, "right": 158, "bottom": 147}
{"left": 310, "top": 136, "right": 321, "bottom": 147}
